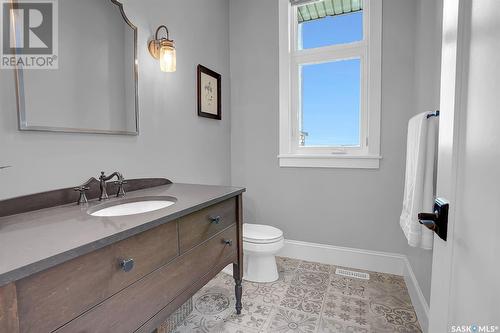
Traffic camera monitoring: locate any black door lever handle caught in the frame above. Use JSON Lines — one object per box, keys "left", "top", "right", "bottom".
{"left": 418, "top": 212, "right": 439, "bottom": 230}
{"left": 418, "top": 198, "right": 449, "bottom": 241}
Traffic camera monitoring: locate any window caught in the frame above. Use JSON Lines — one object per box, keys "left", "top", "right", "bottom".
{"left": 279, "top": 0, "right": 382, "bottom": 168}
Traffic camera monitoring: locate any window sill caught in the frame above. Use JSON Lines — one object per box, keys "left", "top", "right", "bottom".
{"left": 278, "top": 154, "right": 382, "bottom": 169}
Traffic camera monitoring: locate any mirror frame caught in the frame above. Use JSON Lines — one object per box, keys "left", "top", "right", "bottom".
{"left": 14, "top": 0, "right": 139, "bottom": 135}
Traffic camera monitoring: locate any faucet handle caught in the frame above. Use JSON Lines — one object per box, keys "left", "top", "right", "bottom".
{"left": 114, "top": 178, "right": 127, "bottom": 197}
{"left": 73, "top": 186, "right": 90, "bottom": 205}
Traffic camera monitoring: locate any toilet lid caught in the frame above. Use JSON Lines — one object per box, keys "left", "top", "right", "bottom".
{"left": 243, "top": 224, "right": 283, "bottom": 243}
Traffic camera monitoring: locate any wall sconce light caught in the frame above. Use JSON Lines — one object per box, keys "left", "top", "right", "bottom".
{"left": 148, "top": 25, "right": 176, "bottom": 72}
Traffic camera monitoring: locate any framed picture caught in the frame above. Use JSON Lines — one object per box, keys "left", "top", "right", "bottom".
{"left": 197, "top": 65, "right": 221, "bottom": 120}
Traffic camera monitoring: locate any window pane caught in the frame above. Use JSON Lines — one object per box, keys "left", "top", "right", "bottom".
{"left": 298, "top": 1, "right": 363, "bottom": 49}
{"left": 300, "top": 59, "right": 361, "bottom": 147}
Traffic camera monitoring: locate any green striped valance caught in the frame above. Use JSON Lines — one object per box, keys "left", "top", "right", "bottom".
{"left": 291, "top": 0, "right": 363, "bottom": 23}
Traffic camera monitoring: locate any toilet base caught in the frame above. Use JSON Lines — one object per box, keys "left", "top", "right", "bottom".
{"left": 244, "top": 253, "right": 279, "bottom": 283}
{"left": 222, "top": 251, "right": 281, "bottom": 283}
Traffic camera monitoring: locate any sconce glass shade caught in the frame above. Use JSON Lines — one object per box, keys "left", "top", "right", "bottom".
{"left": 148, "top": 25, "right": 177, "bottom": 73}
{"left": 160, "top": 42, "right": 176, "bottom": 72}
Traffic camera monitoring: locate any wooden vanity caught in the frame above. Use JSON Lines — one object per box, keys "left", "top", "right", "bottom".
{"left": 0, "top": 179, "right": 245, "bottom": 332}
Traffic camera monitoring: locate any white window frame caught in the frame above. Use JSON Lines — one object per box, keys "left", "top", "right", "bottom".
{"left": 278, "top": 0, "right": 382, "bottom": 169}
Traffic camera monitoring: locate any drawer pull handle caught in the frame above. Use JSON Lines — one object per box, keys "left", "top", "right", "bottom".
{"left": 209, "top": 216, "right": 221, "bottom": 224}
{"left": 223, "top": 239, "right": 233, "bottom": 246}
{"left": 120, "top": 258, "right": 135, "bottom": 272}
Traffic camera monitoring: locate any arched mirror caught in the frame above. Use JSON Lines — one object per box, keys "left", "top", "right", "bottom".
{"left": 13, "top": 0, "right": 138, "bottom": 135}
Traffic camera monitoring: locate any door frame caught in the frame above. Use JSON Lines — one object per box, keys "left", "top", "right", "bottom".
{"left": 428, "top": 0, "right": 472, "bottom": 331}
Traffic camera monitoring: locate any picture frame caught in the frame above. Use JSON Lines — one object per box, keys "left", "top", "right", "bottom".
{"left": 197, "top": 65, "right": 221, "bottom": 120}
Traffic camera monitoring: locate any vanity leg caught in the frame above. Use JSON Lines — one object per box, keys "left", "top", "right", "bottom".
{"left": 233, "top": 263, "right": 243, "bottom": 315}
{"left": 234, "top": 194, "right": 244, "bottom": 315}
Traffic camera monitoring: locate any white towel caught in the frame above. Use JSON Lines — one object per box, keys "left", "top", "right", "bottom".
{"left": 400, "top": 112, "right": 438, "bottom": 250}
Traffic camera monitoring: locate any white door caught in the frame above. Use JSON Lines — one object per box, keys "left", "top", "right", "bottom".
{"left": 429, "top": 0, "right": 500, "bottom": 331}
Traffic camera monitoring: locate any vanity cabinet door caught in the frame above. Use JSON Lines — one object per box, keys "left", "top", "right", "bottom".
{"left": 15, "top": 221, "right": 178, "bottom": 333}
{"left": 55, "top": 225, "right": 238, "bottom": 333}
{"left": 178, "top": 198, "right": 237, "bottom": 253}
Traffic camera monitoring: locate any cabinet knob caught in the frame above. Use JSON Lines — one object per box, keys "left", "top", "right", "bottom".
{"left": 223, "top": 239, "right": 233, "bottom": 246}
{"left": 119, "top": 258, "right": 135, "bottom": 272}
{"left": 209, "top": 216, "right": 221, "bottom": 224}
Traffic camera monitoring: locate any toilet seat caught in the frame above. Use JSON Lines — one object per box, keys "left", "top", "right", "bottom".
{"left": 243, "top": 224, "right": 284, "bottom": 244}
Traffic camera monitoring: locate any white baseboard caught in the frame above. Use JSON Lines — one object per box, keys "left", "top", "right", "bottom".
{"left": 279, "top": 239, "right": 406, "bottom": 275}
{"left": 278, "top": 239, "right": 429, "bottom": 332}
{"left": 403, "top": 257, "right": 430, "bottom": 332}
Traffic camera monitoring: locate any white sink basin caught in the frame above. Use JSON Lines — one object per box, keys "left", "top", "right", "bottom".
{"left": 89, "top": 196, "right": 176, "bottom": 217}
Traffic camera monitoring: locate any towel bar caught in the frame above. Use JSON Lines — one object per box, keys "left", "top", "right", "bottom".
{"left": 426, "top": 110, "right": 440, "bottom": 119}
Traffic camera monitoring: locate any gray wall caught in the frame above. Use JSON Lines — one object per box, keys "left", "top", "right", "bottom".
{"left": 230, "top": 0, "right": 417, "bottom": 255}
{"left": 229, "top": 0, "right": 441, "bottom": 303}
{"left": 0, "top": 0, "right": 231, "bottom": 200}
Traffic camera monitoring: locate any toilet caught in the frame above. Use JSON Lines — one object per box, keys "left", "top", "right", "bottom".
{"left": 243, "top": 224, "right": 284, "bottom": 283}
{"left": 223, "top": 224, "right": 284, "bottom": 282}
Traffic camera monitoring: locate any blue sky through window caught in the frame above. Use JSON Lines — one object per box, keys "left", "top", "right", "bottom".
{"left": 300, "top": 11, "right": 363, "bottom": 49}
{"left": 299, "top": 11, "right": 363, "bottom": 147}
{"left": 302, "top": 59, "right": 361, "bottom": 146}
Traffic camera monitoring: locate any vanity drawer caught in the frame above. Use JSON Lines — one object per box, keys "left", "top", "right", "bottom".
{"left": 55, "top": 225, "right": 238, "bottom": 333}
{"left": 178, "top": 198, "right": 237, "bottom": 253}
{"left": 16, "top": 221, "right": 178, "bottom": 333}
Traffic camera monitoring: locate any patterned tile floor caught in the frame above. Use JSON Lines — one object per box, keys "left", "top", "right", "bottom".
{"left": 174, "top": 257, "right": 422, "bottom": 333}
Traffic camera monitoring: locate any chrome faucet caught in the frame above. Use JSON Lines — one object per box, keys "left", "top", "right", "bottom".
{"left": 99, "top": 171, "right": 127, "bottom": 200}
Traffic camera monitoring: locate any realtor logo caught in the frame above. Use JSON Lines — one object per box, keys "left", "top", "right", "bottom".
{"left": 1, "top": 0, "right": 58, "bottom": 69}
